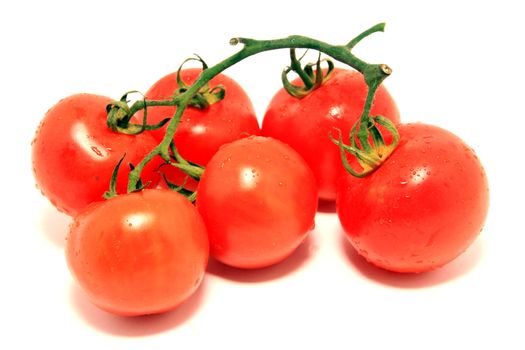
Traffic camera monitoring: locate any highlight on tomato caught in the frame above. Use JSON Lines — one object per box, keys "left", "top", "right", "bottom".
{"left": 336, "top": 123, "right": 489, "bottom": 273}
{"left": 32, "top": 94, "right": 163, "bottom": 216}
{"left": 196, "top": 136, "right": 318, "bottom": 269}
{"left": 66, "top": 189, "right": 209, "bottom": 316}
{"left": 262, "top": 67, "right": 400, "bottom": 202}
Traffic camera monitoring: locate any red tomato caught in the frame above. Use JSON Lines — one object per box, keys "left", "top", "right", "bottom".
{"left": 139, "top": 68, "right": 260, "bottom": 189}
{"left": 196, "top": 136, "right": 318, "bottom": 269}
{"left": 262, "top": 68, "right": 400, "bottom": 201}
{"left": 32, "top": 94, "right": 163, "bottom": 216}
{"left": 66, "top": 189, "right": 209, "bottom": 316}
{"left": 337, "top": 123, "right": 489, "bottom": 273}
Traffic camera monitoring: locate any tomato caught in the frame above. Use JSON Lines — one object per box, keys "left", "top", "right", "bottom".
{"left": 32, "top": 94, "right": 163, "bottom": 216}
{"left": 262, "top": 68, "right": 400, "bottom": 201}
{"left": 139, "top": 68, "right": 260, "bottom": 190}
{"left": 66, "top": 189, "right": 209, "bottom": 316}
{"left": 337, "top": 123, "right": 489, "bottom": 273}
{"left": 196, "top": 136, "right": 318, "bottom": 269}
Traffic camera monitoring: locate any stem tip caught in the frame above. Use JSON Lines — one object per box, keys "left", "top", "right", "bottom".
{"left": 380, "top": 64, "right": 392, "bottom": 75}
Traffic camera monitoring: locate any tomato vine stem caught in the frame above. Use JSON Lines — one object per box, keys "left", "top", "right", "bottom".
{"left": 121, "top": 22, "right": 397, "bottom": 192}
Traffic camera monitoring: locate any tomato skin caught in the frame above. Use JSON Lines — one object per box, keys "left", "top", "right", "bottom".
{"left": 196, "top": 136, "right": 318, "bottom": 269}
{"left": 66, "top": 190, "right": 209, "bottom": 316}
{"left": 337, "top": 123, "right": 489, "bottom": 273}
{"left": 32, "top": 94, "right": 162, "bottom": 216}
{"left": 262, "top": 68, "right": 400, "bottom": 201}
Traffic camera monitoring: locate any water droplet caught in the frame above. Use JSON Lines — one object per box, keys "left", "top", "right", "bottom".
{"left": 91, "top": 146, "right": 103, "bottom": 157}
{"left": 400, "top": 180, "right": 408, "bottom": 185}
{"left": 328, "top": 106, "right": 343, "bottom": 120}
{"left": 193, "top": 276, "right": 202, "bottom": 287}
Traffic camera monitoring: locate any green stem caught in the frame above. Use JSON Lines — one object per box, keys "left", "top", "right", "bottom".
{"left": 289, "top": 49, "right": 314, "bottom": 89}
{"left": 347, "top": 23, "right": 386, "bottom": 49}
{"left": 127, "top": 102, "right": 188, "bottom": 192}
{"left": 126, "top": 23, "right": 391, "bottom": 190}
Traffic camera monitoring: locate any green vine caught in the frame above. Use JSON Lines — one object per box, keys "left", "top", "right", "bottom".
{"left": 108, "top": 22, "right": 399, "bottom": 194}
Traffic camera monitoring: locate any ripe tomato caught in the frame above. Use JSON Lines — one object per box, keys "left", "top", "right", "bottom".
{"left": 32, "top": 94, "right": 162, "bottom": 216}
{"left": 262, "top": 68, "right": 400, "bottom": 201}
{"left": 196, "top": 136, "right": 318, "bottom": 269}
{"left": 140, "top": 68, "right": 260, "bottom": 190}
{"left": 66, "top": 189, "right": 209, "bottom": 316}
{"left": 337, "top": 123, "right": 489, "bottom": 273}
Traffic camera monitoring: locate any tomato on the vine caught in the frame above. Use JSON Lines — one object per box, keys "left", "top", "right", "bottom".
{"left": 32, "top": 94, "right": 162, "bottom": 216}
{"left": 196, "top": 136, "right": 318, "bottom": 269}
{"left": 66, "top": 189, "right": 209, "bottom": 316}
{"left": 337, "top": 123, "right": 489, "bottom": 273}
{"left": 140, "top": 68, "right": 260, "bottom": 190}
{"left": 262, "top": 68, "right": 400, "bottom": 201}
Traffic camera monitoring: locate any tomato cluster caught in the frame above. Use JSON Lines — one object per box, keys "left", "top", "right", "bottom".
{"left": 32, "top": 31, "right": 489, "bottom": 317}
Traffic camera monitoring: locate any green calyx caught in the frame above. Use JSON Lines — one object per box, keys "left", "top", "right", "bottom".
{"left": 330, "top": 115, "right": 399, "bottom": 178}
{"left": 172, "top": 55, "right": 226, "bottom": 109}
{"left": 106, "top": 91, "right": 171, "bottom": 135}
{"left": 105, "top": 55, "right": 227, "bottom": 136}
{"left": 155, "top": 141, "right": 204, "bottom": 202}
{"left": 329, "top": 60, "right": 397, "bottom": 177}
{"left": 282, "top": 49, "right": 335, "bottom": 98}
{"left": 103, "top": 154, "right": 151, "bottom": 199}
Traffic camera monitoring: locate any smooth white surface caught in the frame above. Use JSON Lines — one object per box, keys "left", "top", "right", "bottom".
{"left": 1, "top": 1, "right": 523, "bottom": 349}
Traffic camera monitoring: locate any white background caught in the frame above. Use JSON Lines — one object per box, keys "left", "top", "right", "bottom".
{"left": 1, "top": 0, "right": 523, "bottom": 349}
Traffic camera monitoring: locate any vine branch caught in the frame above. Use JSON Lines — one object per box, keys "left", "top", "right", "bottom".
{"left": 116, "top": 23, "right": 394, "bottom": 191}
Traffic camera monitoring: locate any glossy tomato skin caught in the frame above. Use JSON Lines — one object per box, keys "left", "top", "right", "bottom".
{"left": 32, "top": 94, "right": 162, "bottom": 216}
{"left": 66, "top": 190, "right": 209, "bottom": 316}
{"left": 196, "top": 136, "right": 318, "bottom": 269}
{"left": 337, "top": 123, "right": 489, "bottom": 273}
{"left": 262, "top": 68, "right": 400, "bottom": 201}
